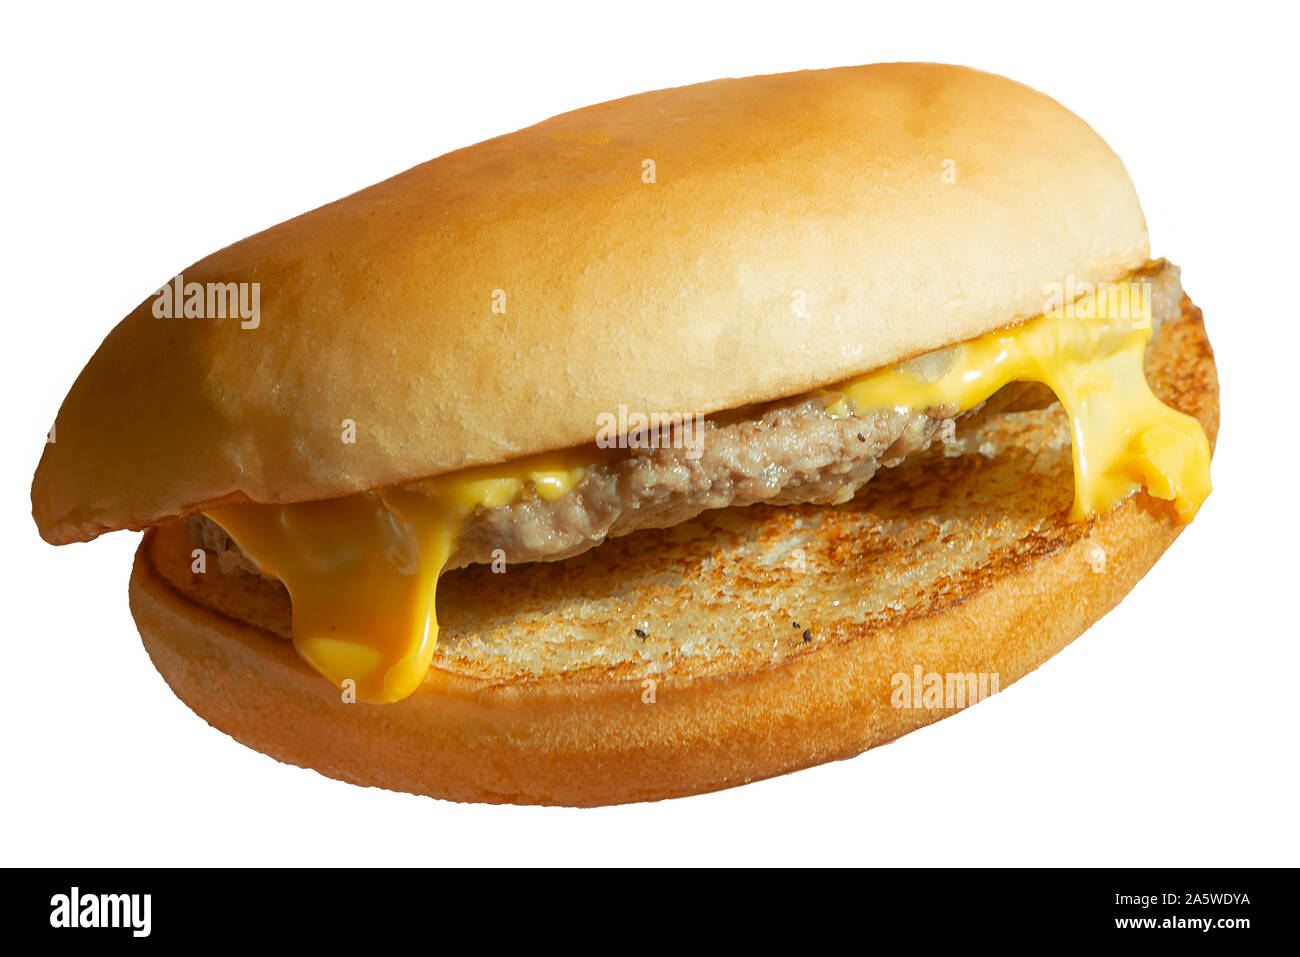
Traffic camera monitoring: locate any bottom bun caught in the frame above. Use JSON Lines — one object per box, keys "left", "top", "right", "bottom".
{"left": 130, "top": 298, "right": 1218, "bottom": 806}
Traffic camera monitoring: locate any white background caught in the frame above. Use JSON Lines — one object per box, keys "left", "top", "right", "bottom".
{"left": 3, "top": 1, "right": 1296, "bottom": 866}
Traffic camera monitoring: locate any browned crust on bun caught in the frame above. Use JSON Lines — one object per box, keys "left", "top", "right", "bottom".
{"left": 128, "top": 297, "right": 1215, "bottom": 806}
{"left": 36, "top": 62, "right": 1148, "bottom": 545}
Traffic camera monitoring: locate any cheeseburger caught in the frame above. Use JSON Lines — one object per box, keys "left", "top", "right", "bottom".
{"left": 31, "top": 63, "right": 1217, "bottom": 805}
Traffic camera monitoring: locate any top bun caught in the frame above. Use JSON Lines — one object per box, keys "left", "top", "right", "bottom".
{"left": 33, "top": 62, "right": 1148, "bottom": 544}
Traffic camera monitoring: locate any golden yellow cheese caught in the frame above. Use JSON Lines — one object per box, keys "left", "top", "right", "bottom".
{"left": 204, "top": 279, "right": 1211, "bottom": 703}
{"left": 204, "top": 453, "right": 589, "bottom": 703}
{"left": 829, "top": 280, "right": 1210, "bottom": 521}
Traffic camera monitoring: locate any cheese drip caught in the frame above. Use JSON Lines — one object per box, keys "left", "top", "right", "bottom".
{"left": 202, "top": 278, "right": 1210, "bottom": 703}
{"left": 205, "top": 455, "right": 587, "bottom": 703}
{"left": 829, "top": 280, "right": 1210, "bottom": 521}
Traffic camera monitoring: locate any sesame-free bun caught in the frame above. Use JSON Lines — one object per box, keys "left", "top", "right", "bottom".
{"left": 33, "top": 62, "right": 1149, "bottom": 545}
{"left": 128, "top": 296, "right": 1214, "bottom": 806}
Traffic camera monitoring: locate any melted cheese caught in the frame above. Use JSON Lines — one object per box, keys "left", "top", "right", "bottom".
{"left": 828, "top": 280, "right": 1210, "bottom": 521}
{"left": 204, "top": 453, "right": 588, "bottom": 703}
{"left": 202, "top": 278, "right": 1210, "bottom": 703}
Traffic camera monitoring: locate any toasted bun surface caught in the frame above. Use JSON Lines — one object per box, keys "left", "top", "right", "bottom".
{"left": 35, "top": 62, "right": 1149, "bottom": 545}
{"left": 128, "top": 296, "right": 1214, "bottom": 806}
